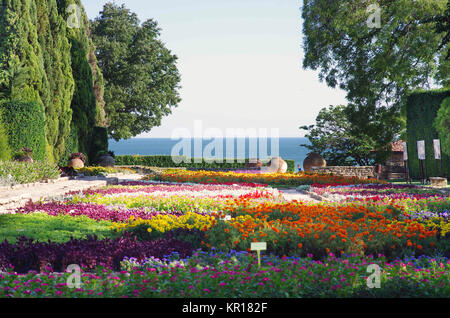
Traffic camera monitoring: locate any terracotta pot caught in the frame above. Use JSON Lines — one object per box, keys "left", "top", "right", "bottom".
{"left": 97, "top": 155, "right": 115, "bottom": 167}
{"left": 303, "top": 153, "right": 326, "bottom": 172}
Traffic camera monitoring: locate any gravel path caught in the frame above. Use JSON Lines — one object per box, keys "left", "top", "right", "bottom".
{"left": 279, "top": 189, "right": 320, "bottom": 202}
{"left": 0, "top": 174, "right": 143, "bottom": 214}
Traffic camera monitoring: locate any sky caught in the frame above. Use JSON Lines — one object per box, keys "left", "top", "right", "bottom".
{"left": 82, "top": 0, "right": 348, "bottom": 138}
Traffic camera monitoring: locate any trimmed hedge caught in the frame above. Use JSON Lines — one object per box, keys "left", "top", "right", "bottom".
{"left": 115, "top": 155, "right": 296, "bottom": 173}
{"left": 406, "top": 89, "right": 450, "bottom": 179}
{"left": 0, "top": 100, "right": 46, "bottom": 161}
{"left": 0, "top": 110, "right": 11, "bottom": 161}
{"left": 435, "top": 97, "right": 450, "bottom": 157}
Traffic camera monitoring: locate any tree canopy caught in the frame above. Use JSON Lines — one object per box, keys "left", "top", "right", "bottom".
{"left": 301, "top": 0, "right": 448, "bottom": 155}
{"left": 300, "top": 105, "right": 400, "bottom": 166}
{"left": 302, "top": 0, "right": 449, "bottom": 110}
{"left": 90, "top": 3, "right": 182, "bottom": 140}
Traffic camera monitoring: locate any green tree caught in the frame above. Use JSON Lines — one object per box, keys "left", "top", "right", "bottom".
{"left": 56, "top": 0, "right": 107, "bottom": 164}
{"left": 434, "top": 97, "right": 450, "bottom": 156}
{"left": 301, "top": 0, "right": 449, "bottom": 150}
{"left": 300, "top": 105, "right": 400, "bottom": 166}
{"left": 90, "top": 3, "right": 182, "bottom": 140}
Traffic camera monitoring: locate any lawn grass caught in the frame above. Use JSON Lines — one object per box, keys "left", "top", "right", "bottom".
{"left": 0, "top": 212, "right": 115, "bottom": 243}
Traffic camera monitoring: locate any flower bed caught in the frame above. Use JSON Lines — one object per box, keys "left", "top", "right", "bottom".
{"left": 2, "top": 174, "right": 449, "bottom": 298}
{"left": 146, "top": 170, "right": 386, "bottom": 187}
{"left": 0, "top": 251, "right": 448, "bottom": 298}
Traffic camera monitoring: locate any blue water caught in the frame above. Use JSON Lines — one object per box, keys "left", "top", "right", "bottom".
{"left": 109, "top": 137, "right": 311, "bottom": 170}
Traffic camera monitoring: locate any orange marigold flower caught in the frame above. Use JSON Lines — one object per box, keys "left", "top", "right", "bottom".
{"left": 298, "top": 243, "right": 303, "bottom": 248}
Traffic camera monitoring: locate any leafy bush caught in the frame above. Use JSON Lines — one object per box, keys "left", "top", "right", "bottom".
{"left": 115, "top": 155, "right": 296, "bottom": 172}
{"left": 90, "top": 127, "right": 109, "bottom": 161}
{"left": 0, "top": 101, "right": 46, "bottom": 161}
{"left": 75, "top": 166, "right": 135, "bottom": 176}
{"left": 0, "top": 111, "right": 11, "bottom": 161}
{"left": 0, "top": 234, "right": 193, "bottom": 273}
{"left": 0, "top": 213, "right": 114, "bottom": 244}
{"left": 0, "top": 160, "right": 60, "bottom": 184}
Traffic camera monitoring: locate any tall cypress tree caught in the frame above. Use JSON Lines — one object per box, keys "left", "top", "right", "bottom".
{"left": 35, "top": 0, "right": 74, "bottom": 163}
{"left": 57, "top": 0, "right": 106, "bottom": 163}
{"left": 0, "top": 0, "right": 106, "bottom": 164}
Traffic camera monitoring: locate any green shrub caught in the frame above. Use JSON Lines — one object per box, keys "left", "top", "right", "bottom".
{"left": 0, "top": 213, "right": 114, "bottom": 244}
{"left": 0, "top": 100, "right": 46, "bottom": 161}
{"left": 406, "top": 89, "right": 450, "bottom": 179}
{"left": 0, "top": 111, "right": 11, "bottom": 161}
{"left": 0, "top": 160, "right": 60, "bottom": 184}
{"left": 90, "top": 126, "right": 109, "bottom": 162}
{"left": 115, "top": 155, "right": 296, "bottom": 172}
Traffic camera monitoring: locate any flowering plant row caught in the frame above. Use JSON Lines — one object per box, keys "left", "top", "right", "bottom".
{"left": 0, "top": 251, "right": 448, "bottom": 298}
{"left": 145, "top": 170, "right": 386, "bottom": 187}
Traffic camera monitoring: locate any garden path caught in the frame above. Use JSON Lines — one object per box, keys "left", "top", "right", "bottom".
{"left": 279, "top": 189, "right": 320, "bottom": 202}
{"left": 0, "top": 174, "right": 143, "bottom": 214}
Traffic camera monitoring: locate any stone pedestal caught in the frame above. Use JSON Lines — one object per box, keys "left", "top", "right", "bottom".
{"left": 429, "top": 177, "right": 447, "bottom": 188}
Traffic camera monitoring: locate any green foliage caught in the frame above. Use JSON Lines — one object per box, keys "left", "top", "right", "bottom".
{"left": 55, "top": 0, "right": 106, "bottom": 164}
{"left": 0, "top": 160, "right": 60, "bottom": 184}
{"left": 300, "top": 105, "right": 388, "bottom": 165}
{"left": 0, "top": 213, "right": 114, "bottom": 244}
{"left": 0, "top": 100, "right": 46, "bottom": 161}
{"left": 434, "top": 97, "right": 450, "bottom": 156}
{"left": 115, "top": 155, "right": 295, "bottom": 172}
{"left": 91, "top": 3, "right": 181, "bottom": 140}
{"left": 0, "top": 111, "right": 11, "bottom": 161}
{"left": 0, "top": 0, "right": 105, "bottom": 164}
{"left": 302, "top": 0, "right": 449, "bottom": 126}
{"left": 406, "top": 89, "right": 450, "bottom": 178}
{"left": 58, "top": 123, "right": 80, "bottom": 166}
{"left": 91, "top": 126, "right": 109, "bottom": 162}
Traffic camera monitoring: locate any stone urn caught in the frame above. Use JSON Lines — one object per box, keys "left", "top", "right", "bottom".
{"left": 14, "top": 155, "right": 33, "bottom": 163}
{"left": 303, "top": 153, "right": 326, "bottom": 172}
{"left": 68, "top": 158, "right": 84, "bottom": 169}
{"left": 97, "top": 155, "right": 115, "bottom": 167}
{"left": 261, "top": 157, "right": 288, "bottom": 173}
{"left": 246, "top": 159, "right": 263, "bottom": 168}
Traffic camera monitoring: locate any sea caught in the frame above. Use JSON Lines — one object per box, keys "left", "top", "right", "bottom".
{"left": 109, "top": 137, "right": 311, "bottom": 171}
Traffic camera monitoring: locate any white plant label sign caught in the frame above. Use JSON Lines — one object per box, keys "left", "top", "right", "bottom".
{"left": 402, "top": 142, "right": 408, "bottom": 161}
{"left": 433, "top": 139, "right": 441, "bottom": 160}
{"left": 417, "top": 140, "right": 425, "bottom": 160}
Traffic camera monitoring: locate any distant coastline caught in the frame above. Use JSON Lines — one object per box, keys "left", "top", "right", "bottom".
{"left": 109, "top": 137, "right": 311, "bottom": 170}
